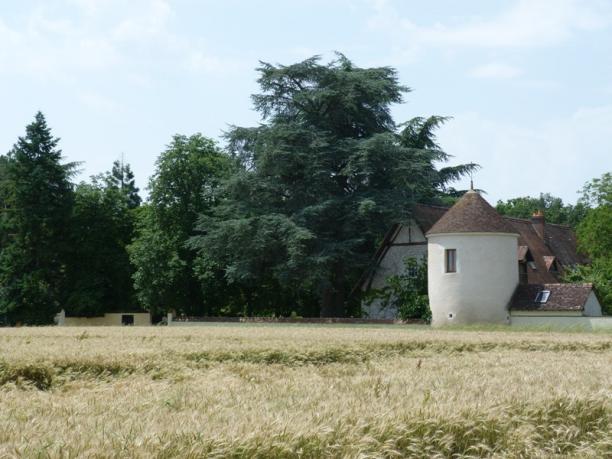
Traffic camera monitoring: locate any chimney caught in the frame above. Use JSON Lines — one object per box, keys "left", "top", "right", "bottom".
{"left": 531, "top": 210, "right": 545, "bottom": 240}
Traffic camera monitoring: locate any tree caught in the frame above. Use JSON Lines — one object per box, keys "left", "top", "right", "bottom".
{"left": 101, "top": 159, "right": 142, "bottom": 209}
{"left": 0, "top": 156, "right": 10, "bottom": 248}
{"left": 564, "top": 172, "right": 612, "bottom": 314}
{"left": 192, "top": 55, "right": 476, "bottom": 317}
{"left": 64, "top": 177, "right": 137, "bottom": 317}
{"left": 578, "top": 172, "right": 611, "bottom": 207}
{"left": 495, "top": 193, "right": 587, "bottom": 227}
{"left": 129, "top": 134, "right": 232, "bottom": 316}
{"left": 564, "top": 259, "right": 611, "bottom": 315}
{"left": 0, "top": 112, "right": 76, "bottom": 324}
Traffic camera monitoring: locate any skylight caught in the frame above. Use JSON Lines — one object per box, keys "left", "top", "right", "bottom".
{"left": 535, "top": 290, "right": 551, "bottom": 303}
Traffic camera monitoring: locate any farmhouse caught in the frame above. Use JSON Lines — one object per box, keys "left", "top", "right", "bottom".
{"left": 361, "top": 189, "right": 604, "bottom": 327}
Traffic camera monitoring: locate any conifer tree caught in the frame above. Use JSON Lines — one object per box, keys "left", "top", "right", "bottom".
{"left": 192, "top": 55, "right": 476, "bottom": 317}
{"left": 0, "top": 112, "right": 76, "bottom": 324}
{"left": 104, "top": 159, "right": 141, "bottom": 209}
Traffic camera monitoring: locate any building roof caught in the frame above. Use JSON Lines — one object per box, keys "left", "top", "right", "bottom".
{"left": 356, "top": 201, "right": 587, "bottom": 294}
{"left": 504, "top": 217, "right": 586, "bottom": 283}
{"left": 426, "top": 190, "right": 518, "bottom": 236}
{"left": 510, "top": 283, "right": 594, "bottom": 312}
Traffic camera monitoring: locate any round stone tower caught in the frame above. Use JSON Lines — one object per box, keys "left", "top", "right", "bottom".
{"left": 426, "top": 190, "right": 519, "bottom": 327}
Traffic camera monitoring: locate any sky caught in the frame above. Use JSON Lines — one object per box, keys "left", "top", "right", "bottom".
{"left": 1, "top": 0, "right": 611, "bottom": 204}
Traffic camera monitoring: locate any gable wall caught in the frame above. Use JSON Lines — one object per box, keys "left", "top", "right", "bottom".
{"left": 362, "top": 220, "right": 427, "bottom": 318}
{"left": 583, "top": 291, "right": 603, "bottom": 317}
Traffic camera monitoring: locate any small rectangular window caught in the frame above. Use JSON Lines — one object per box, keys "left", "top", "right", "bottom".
{"left": 534, "top": 290, "right": 551, "bottom": 303}
{"left": 445, "top": 249, "right": 456, "bottom": 273}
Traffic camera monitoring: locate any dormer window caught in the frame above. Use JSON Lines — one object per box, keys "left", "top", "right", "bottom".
{"left": 535, "top": 290, "right": 550, "bottom": 303}
{"left": 445, "top": 249, "right": 456, "bottom": 273}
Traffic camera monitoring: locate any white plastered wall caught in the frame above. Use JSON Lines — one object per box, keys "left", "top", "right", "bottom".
{"left": 583, "top": 291, "right": 603, "bottom": 317}
{"left": 427, "top": 233, "right": 519, "bottom": 326}
{"left": 510, "top": 316, "right": 612, "bottom": 330}
{"left": 362, "top": 221, "right": 427, "bottom": 319}
{"left": 60, "top": 313, "right": 152, "bottom": 326}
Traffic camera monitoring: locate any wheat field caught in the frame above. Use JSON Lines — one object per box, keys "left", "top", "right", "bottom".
{"left": 0, "top": 325, "right": 610, "bottom": 458}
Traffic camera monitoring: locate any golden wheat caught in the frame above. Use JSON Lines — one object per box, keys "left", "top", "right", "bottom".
{"left": 0, "top": 325, "right": 610, "bottom": 458}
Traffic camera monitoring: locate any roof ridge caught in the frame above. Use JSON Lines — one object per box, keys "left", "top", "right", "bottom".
{"left": 500, "top": 215, "right": 572, "bottom": 228}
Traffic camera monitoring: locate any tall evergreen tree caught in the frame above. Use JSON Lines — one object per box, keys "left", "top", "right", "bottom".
{"left": 0, "top": 112, "right": 76, "bottom": 324}
{"left": 192, "top": 55, "right": 476, "bottom": 316}
{"left": 103, "top": 159, "right": 141, "bottom": 209}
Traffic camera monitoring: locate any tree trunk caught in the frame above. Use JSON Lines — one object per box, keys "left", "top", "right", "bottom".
{"left": 320, "top": 262, "right": 345, "bottom": 317}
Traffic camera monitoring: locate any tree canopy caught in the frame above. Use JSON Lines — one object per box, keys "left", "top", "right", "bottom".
{"left": 0, "top": 112, "right": 76, "bottom": 324}
{"left": 564, "top": 172, "right": 612, "bottom": 314}
{"left": 129, "top": 134, "right": 233, "bottom": 316}
{"left": 495, "top": 193, "right": 587, "bottom": 227}
{"left": 64, "top": 179, "right": 137, "bottom": 317}
{"left": 191, "top": 55, "right": 477, "bottom": 317}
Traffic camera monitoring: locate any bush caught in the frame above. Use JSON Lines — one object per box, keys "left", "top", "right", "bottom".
{"left": 365, "top": 257, "right": 431, "bottom": 321}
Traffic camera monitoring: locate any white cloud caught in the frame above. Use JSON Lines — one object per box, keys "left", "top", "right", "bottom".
{"left": 77, "top": 90, "right": 122, "bottom": 113}
{"left": 112, "top": 0, "right": 173, "bottom": 42}
{"left": 437, "top": 106, "right": 612, "bottom": 203}
{"left": 0, "top": 1, "right": 240, "bottom": 81}
{"left": 370, "top": 0, "right": 612, "bottom": 50}
{"left": 470, "top": 63, "right": 523, "bottom": 79}
{"left": 188, "top": 52, "right": 247, "bottom": 75}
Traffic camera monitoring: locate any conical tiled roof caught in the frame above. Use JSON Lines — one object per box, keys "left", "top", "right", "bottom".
{"left": 426, "top": 190, "right": 518, "bottom": 235}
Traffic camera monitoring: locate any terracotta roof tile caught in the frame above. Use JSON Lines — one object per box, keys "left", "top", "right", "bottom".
{"left": 356, "top": 202, "right": 587, "bottom": 293}
{"left": 426, "top": 191, "right": 518, "bottom": 235}
{"left": 510, "top": 283, "right": 594, "bottom": 311}
{"left": 413, "top": 204, "right": 447, "bottom": 233}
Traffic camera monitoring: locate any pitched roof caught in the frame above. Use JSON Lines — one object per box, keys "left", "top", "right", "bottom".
{"left": 427, "top": 190, "right": 518, "bottom": 235}
{"left": 413, "top": 204, "right": 447, "bottom": 233}
{"left": 510, "top": 283, "right": 594, "bottom": 311}
{"left": 355, "top": 202, "right": 587, "bottom": 294}
{"left": 503, "top": 217, "right": 586, "bottom": 283}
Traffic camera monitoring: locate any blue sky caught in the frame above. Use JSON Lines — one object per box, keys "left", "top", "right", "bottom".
{"left": 1, "top": 0, "right": 611, "bottom": 204}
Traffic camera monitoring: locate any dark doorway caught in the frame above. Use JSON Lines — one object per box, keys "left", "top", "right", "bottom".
{"left": 121, "top": 314, "right": 134, "bottom": 326}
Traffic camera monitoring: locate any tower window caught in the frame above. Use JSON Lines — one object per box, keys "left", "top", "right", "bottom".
{"left": 534, "top": 290, "right": 550, "bottom": 303}
{"left": 445, "top": 249, "right": 456, "bottom": 273}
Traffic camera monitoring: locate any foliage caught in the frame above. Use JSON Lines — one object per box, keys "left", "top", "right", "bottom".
{"left": 193, "top": 55, "right": 476, "bottom": 317}
{"left": 495, "top": 193, "right": 587, "bottom": 227}
{"left": 64, "top": 178, "right": 138, "bottom": 317}
{"left": 0, "top": 156, "right": 10, "bottom": 250}
{"left": 578, "top": 172, "right": 611, "bottom": 207}
{"left": 566, "top": 172, "right": 612, "bottom": 314}
{"left": 0, "top": 113, "right": 76, "bottom": 324}
{"left": 364, "top": 257, "right": 430, "bottom": 321}
{"left": 129, "top": 134, "right": 232, "bottom": 315}
{"left": 564, "top": 259, "right": 612, "bottom": 315}
{"left": 97, "top": 159, "right": 141, "bottom": 209}
{"left": 576, "top": 204, "right": 612, "bottom": 260}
